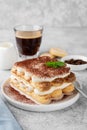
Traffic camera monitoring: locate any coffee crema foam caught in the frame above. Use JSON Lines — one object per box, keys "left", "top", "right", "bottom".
{"left": 16, "top": 31, "right": 42, "bottom": 39}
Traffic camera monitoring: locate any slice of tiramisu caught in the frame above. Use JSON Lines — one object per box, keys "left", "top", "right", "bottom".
{"left": 10, "top": 56, "right": 76, "bottom": 104}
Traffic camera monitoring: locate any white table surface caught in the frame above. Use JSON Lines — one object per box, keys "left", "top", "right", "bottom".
{"left": 0, "top": 27, "right": 87, "bottom": 130}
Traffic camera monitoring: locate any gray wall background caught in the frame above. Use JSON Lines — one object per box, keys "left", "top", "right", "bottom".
{"left": 0, "top": 0, "right": 87, "bottom": 30}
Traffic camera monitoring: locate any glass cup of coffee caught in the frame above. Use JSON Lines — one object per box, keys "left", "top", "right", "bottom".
{"left": 14, "top": 25, "right": 43, "bottom": 60}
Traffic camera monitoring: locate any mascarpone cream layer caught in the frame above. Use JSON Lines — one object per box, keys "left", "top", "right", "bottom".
{"left": 11, "top": 75, "right": 33, "bottom": 92}
{"left": 34, "top": 83, "right": 72, "bottom": 95}
{"left": 11, "top": 75, "right": 72, "bottom": 96}
{"left": 32, "top": 72, "right": 70, "bottom": 82}
{"left": 13, "top": 67, "right": 70, "bottom": 82}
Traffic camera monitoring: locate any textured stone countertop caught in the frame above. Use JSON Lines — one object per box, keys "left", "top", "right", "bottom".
{"left": 0, "top": 27, "right": 87, "bottom": 130}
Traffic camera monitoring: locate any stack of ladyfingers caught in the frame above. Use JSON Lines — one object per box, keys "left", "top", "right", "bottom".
{"left": 10, "top": 56, "right": 76, "bottom": 104}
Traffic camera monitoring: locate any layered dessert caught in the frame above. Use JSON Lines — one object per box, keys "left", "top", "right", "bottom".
{"left": 10, "top": 56, "right": 76, "bottom": 104}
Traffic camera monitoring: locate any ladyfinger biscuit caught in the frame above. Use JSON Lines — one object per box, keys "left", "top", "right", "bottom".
{"left": 40, "top": 52, "right": 55, "bottom": 59}
{"left": 62, "top": 84, "right": 75, "bottom": 94}
{"left": 49, "top": 48, "right": 67, "bottom": 57}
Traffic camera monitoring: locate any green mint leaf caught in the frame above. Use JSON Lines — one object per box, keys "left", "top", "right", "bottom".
{"left": 46, "top": 61, "right": 65, "bottom": 68}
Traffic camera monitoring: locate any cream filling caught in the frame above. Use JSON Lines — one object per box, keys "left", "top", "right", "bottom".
{"left": 11, "top": 75, "right": 33, "bottom": 92}
{"left": 34, "top": 83, "right": 72, "bottom": 95}
{"left": 25, "top": 72, "right": 31, "bottom": 79}
{"left": 11, "top": 74, "right": 72, "bottom": 95}
{"left": 32, "top": 72, "right": 70, "bottom": 82}
{"left": 16, "top": 67, "right": 24, "bottom": 75}
{"left": 15, "top": 67, "right": 70, "bottom": 82}
{"left": 11, "top": 75, "right": 29, "bottom": 85}
{"left": 16, "top": 67, "right": 31, "bottom": 79}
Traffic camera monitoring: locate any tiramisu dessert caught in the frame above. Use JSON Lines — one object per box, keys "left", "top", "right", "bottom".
{"left": 10, "top": 56, "right": 76, "bottom": 104}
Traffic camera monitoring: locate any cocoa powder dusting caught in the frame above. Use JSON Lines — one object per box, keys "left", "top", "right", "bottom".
{"left": 14, "top": 56, "right": 70, "bottom": 78}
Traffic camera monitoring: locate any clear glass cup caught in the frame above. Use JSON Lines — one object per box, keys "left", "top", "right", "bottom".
{"left": 14, "top": 25, "right": 43, "bottom": 60}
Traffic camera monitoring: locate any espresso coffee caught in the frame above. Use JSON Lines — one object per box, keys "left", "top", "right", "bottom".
{"left": 15, "top": 31, "right": 42, "bottom": 56}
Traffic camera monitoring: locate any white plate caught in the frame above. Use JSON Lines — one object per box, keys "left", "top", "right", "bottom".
{"left": 61, "top": 55, "right": 87, "bottom": 71}
{"left": 1, "top": 79, "right": 80, "bottom": 112}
